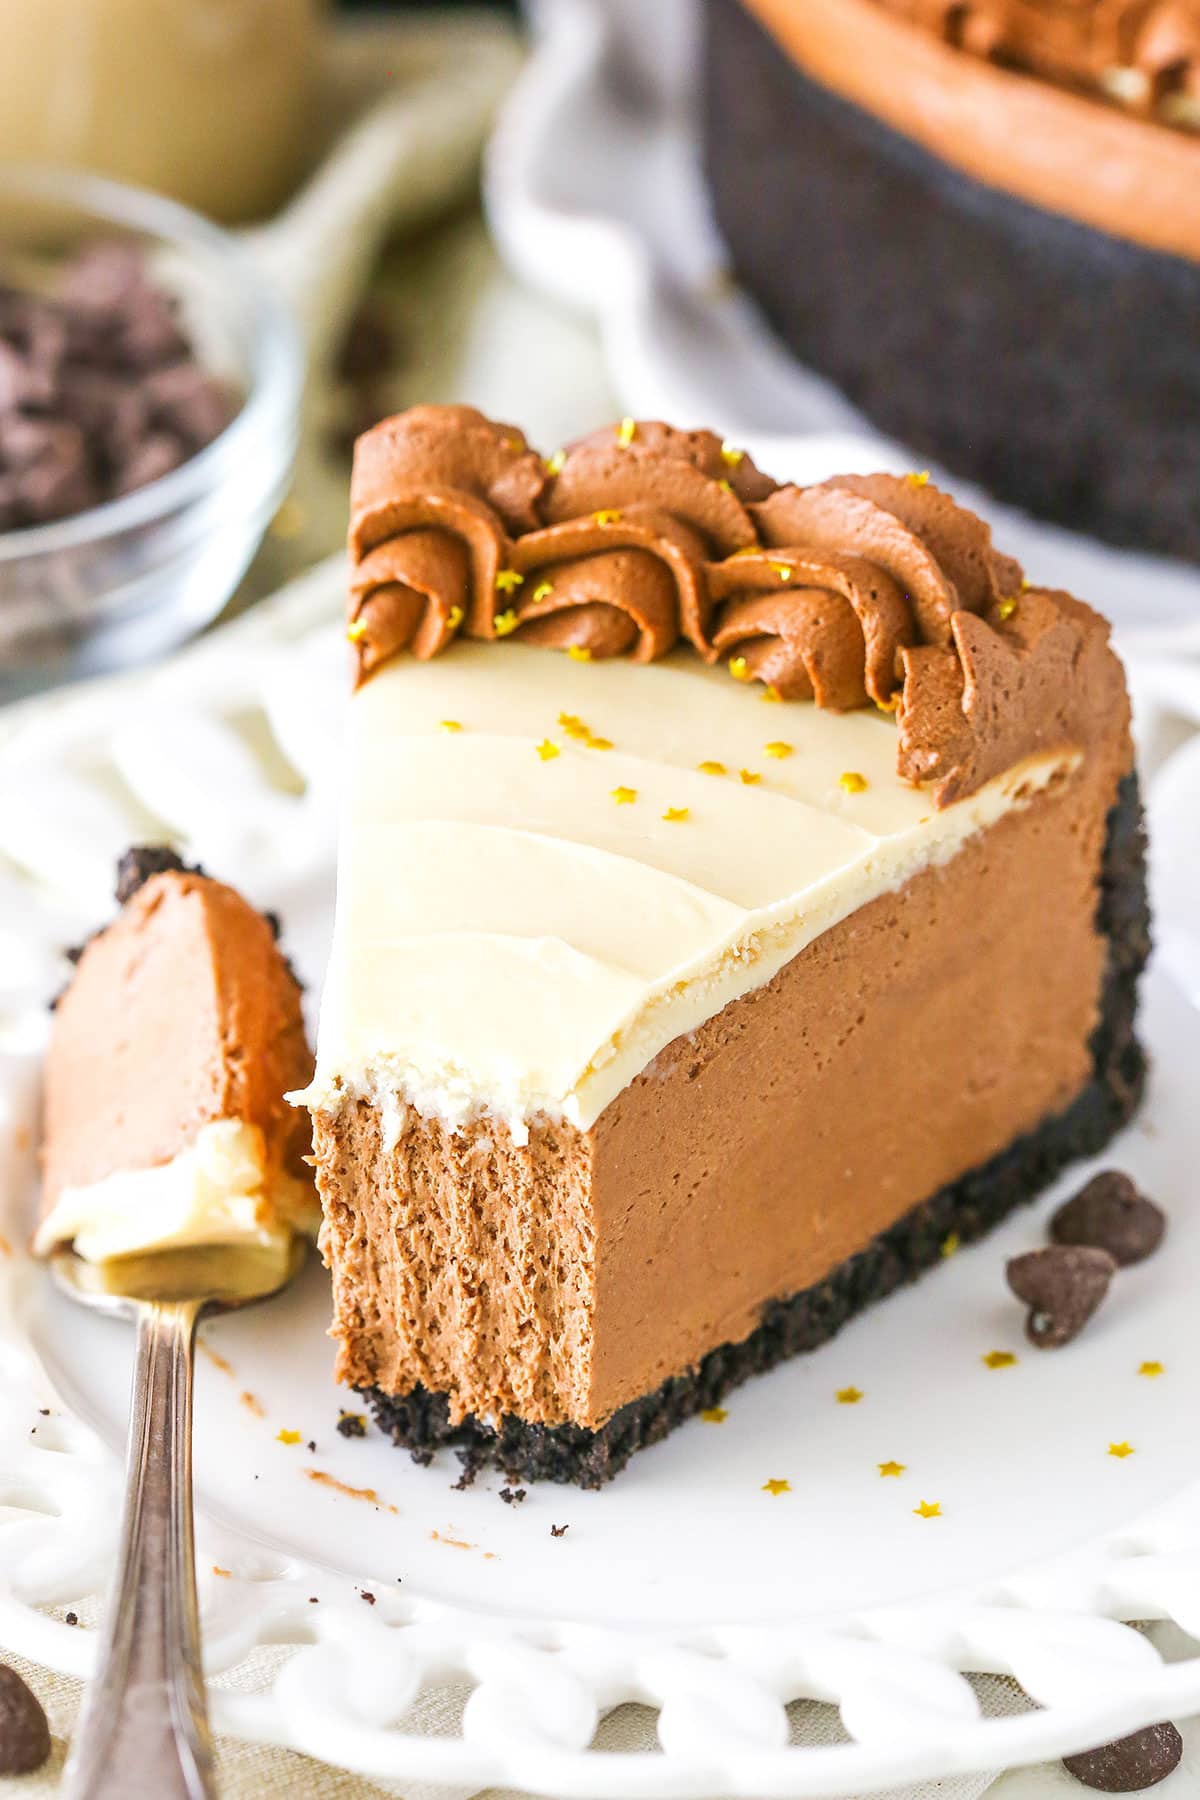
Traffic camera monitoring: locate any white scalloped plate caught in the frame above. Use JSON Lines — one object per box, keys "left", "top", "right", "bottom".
{"left": 4, "top": 563, "right": 1200, "bottom": 1796}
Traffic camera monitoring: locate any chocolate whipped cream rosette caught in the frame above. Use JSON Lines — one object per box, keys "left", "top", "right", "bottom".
{"left": 347, "top": 411, "right": 1127, "bottom": 810}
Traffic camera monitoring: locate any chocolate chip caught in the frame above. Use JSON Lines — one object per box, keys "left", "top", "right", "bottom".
{"left": 1006, "top": 1245, "right": 1117, "bottom": 1347}
{"left": 64, "top": 1613, "right": 77, "bottom": 1626}
{"left": 337, "top": 1412, "right": 367, "bottom": 1440}
{"left": 360, "top": 1591, "right": 376, "bottom": 1605}
{"left": 499, "top": 1487, "right": 526, "bottom": 1506}
{"left": 0, "top": 1664, "right": 51, "bottom": 1774}
{"left": 1063, "top": 1722, "right": 1183, "bottom": 1791}
{"left": 1051, "top": 1172, "right": 1166, "bottom": 1267}
{"left": 550, "top": 1523, "right": 569, "bottom": 1537}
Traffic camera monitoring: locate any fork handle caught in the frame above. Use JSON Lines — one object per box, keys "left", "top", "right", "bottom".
{"left": 66, "top": 1299, "right": 215, "bottom": 1800}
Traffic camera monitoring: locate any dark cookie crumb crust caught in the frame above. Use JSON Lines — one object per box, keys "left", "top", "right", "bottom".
{"left": 701, "top": 0, "right": 1200, "bottom": 564}
{"left": 362, "top": 773, "right": 1150, "bottom": 1487}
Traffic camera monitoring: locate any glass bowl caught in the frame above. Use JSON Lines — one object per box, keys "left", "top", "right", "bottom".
{"left": 0, "top": 167, "right": 302, "bottom": 697}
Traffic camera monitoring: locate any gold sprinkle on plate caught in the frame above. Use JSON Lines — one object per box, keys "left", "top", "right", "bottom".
{"left": 611, "top": 785, "right": 637, "bottom": 804}
{"left": 764, "top": 741, "right": 793, "bottom": 759}
{"left": 536, "top": 739, "right": 560, "bottom": 761}
{"left": 1138, "top": 1361, "right": 1165, "bottom": 1377}
{"left": 982, "top": 1350, "right": 1017, "bottom": 1370}
{"left": 663, "top": 806, "right": 689, "bottom": 823}
{"left": 567, "top": 645, "right": 592, "bottom": 662}
{"left": 701, "top": 1406, "right": 727, "bottom": 1423}
{"left": 698, "top": 760, "right": 726, "bottom": 777}
{"left": 836, "top": 1386, "right": 863, "bottom": 1405}
{"left": 878, "top": 1461, "right": 905, "bottom": 1478}
{"left": 762, "top": 1478, "right": 790, "bottom": 1496}
{"left": 839, "top": 771, "right": 868, "bottom": 794}
{"left": 913, "top": 1499, "right": 941, "bottom": 1518}
{"left": 1108, "top": 1441, "right": 1135, "bottom": 1459}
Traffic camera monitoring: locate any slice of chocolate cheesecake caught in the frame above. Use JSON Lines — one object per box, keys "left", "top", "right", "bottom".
{"left": 300, "top": 407, "right": 1148, "bottom": 1486}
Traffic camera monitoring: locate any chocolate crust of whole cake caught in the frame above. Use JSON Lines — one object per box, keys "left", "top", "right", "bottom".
{"left": 702, "top": 0, "right": 1200, "bottom": 563}
{"left": 360, "top": 771, "right": 1149, "bottom": 1488}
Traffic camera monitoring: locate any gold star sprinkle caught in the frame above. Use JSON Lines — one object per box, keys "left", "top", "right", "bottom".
{"left": 439, "top": 720, "right": 463, "bottom": 733}
{"left": 740, "top": 769, "right": 762, "bottom": 785}
{"left": 1138, "top": 1361, "right": 1164, "bottom": 1377}
{"left": 611, "top": 786, "right": 637, "bottom": 804}
{"left": 346, "top": 619, "right": 367, "bottom": 643}
{"left": 717, "top": 478, "right": 733, "bottom": 493}
{"left": 720, "top": 439, "right": 745, "bottom": 466}
{"left": 592, "top": 509, "right": 622, "bottom": 526}
{"left": 997, "top": 597, "right": 1018, "bottom": 621}
{"left": 701, "top": 1406, "right": 728, "bottom": 1423}
{"left": 761, "top": 684, "right": 783, "bottom": 703}
{"left": 839, "top": 771, "right": 868, "bottom": 794}
{"left": 906, "top": 469, "right": 931, "bottom": 488}
{"left": 764, "top": 741, "right": 793, "bottom": 759}
{"left": 616, "top": 416, "right": 636, "bottom": 446}
{"left": 495, "top": 568, "right": 524, "bottom": 595}
{"left": 836, "top": 1386, "right": 863, "bottom": 1405}
{"left": 277, "top": 1429, "right": 302, "bottom": 1446}
{"left": 586, "top": 734, "right": 613, "bottom": 750}
{"left": 536, "top": 739, "right": 560, "bottom": 761}
{"left": 446, "top": 605, "right": 464, "bottom": 630}
{"left": 878, "top": 1461, "right": 905, "bottom": 1478}
{"left": 983, "top": 1350, "right": 1017, "bottom": 1370}
{"left": 567, "top": 644, "right": 592, "bottom": 662}
{"left": 1108, "top": 1441, "right": 1135, "bottom": 1459}
{"left": 1021, "top": 575, "right": 1031, "bottom": 590}
{"left": 762, "top": 1478, "right": 791, "bottom": 1495}
{"left": 940, "top": 1232, "right": 960, "bottom": 1258}
{"left": 532, "top": 581, "right": 554, "bottom": 603}
{"left": 771, "top": 563, "right": 794, "bottom": 581}
{"left": 558, "top": 712, "right": 589, "bottom": 738}
{"left": 698, "top": 760, "right": 727, "bottom": 776}
{"left": 663, "top": 806, "right": 689, "bottom": 823}
{"left": 546, "top": 449, "right": 566, "bottom": 476}
{"left": 913, "top": 1499, "right": 941, "bottom": 1518}
{"left": 729, "top": 655, "right": 751, "bottom": 681}
{"left": 494, "top": 608, "right": 520, "bottom": 637}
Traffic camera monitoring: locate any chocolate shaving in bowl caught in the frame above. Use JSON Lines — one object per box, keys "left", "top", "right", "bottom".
{"left": 0, "top": 242, "right": 234, "bottom": 533}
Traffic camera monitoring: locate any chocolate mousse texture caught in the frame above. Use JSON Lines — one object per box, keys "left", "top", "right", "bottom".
{"left": 309, "top": 406, "right": 1148, "bottom": 1485}
{"left": 42, "top": 850, "right": 312, "bottom": 1216}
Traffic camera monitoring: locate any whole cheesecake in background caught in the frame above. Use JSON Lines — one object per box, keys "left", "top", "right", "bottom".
{"left": 38, "top": 851, "right": 316, "bottom": 1275}
{"left": 702, "top": 0, "right": 1200, "bottom": 562}
{"left": 300, "top": 405, "right": 1149, "bottom": 1487}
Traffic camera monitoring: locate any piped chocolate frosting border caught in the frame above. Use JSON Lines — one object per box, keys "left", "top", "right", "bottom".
{"left": 360, "top": 772, "right": 1149, "bottom": 1488}
{"left": 347, "top": 405, "right": 1128, "bottom": 806}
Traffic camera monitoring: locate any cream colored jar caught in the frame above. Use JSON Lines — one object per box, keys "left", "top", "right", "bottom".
{"left": 0, "top": 0, "right": 324, "bottom": 222}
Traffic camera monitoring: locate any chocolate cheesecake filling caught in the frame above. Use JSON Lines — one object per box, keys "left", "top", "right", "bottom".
{"left": 341, "top": 771, "right": 1146, "bottom": 1486}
